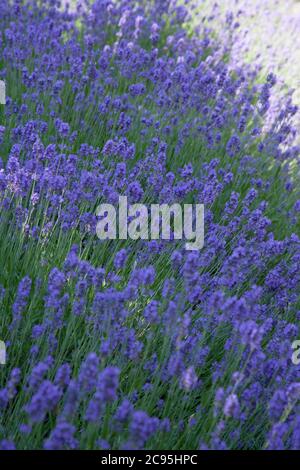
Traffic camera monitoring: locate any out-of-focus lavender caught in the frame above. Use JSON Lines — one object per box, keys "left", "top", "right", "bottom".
{"left": 192, "top": 0, "right": 300, "bottom": 139}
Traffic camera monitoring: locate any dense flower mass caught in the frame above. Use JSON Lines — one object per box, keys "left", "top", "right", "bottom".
{"left": 0, "top": 0, "right": 300, "bottom": 450}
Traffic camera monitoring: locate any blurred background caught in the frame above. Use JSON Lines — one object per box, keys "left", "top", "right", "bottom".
{"left": 192, "top": 0, "right": 300, "bottom": 107}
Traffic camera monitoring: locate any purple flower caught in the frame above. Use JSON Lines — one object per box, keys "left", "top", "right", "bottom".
{"left": 25, "top": 380, "right": 62, "bottom": 423}
{"left": 44, "top": 422, "right": 78, "bottom": 450}
{"left": 226, "top": 135, "right": 241, "bottom": 157}
{"left": 0, "top": 440, "right": 16, "bottom": 450}
{"left": 78, "top": 353, "right": 99, "bottom": 393}
{"left": 181, "top": 366, "right": 199, "bottom": 391}
{"left": 85, "top": 366, "right": 120, "bottom": 422}
{"left": 269, "top": 390, "right": 287, "bottom": 421}
{"left": 11, "top": 276, "right": 32, "bottom": 326}
{"left": 114, "top": 399, "right": 134, "bottom": 424}
{"left": 114, "top": 249, "right": 128, "bottom": 270}
{"left": 223, "top": 394, "right": 240, "bottom": 419}
{"left": 129, "top": 411, "right": 160, "bottom": 448}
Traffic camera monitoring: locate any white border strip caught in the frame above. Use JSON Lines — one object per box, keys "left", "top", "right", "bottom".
{"left": 0, "top": 80, "right": 6, "bottom": 105}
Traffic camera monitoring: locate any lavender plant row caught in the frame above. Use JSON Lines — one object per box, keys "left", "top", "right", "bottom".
{"left": 0, "top": 0, "right": 300, "bottom": 450}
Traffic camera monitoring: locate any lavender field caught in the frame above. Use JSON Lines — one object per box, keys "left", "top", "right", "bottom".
{"left": 0, "top": 0, "right": 300, "bottom": 451}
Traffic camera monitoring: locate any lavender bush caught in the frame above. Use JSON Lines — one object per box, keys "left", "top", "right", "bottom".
{"left": 0, "top": 0, "right": 300, "bottom": 450}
